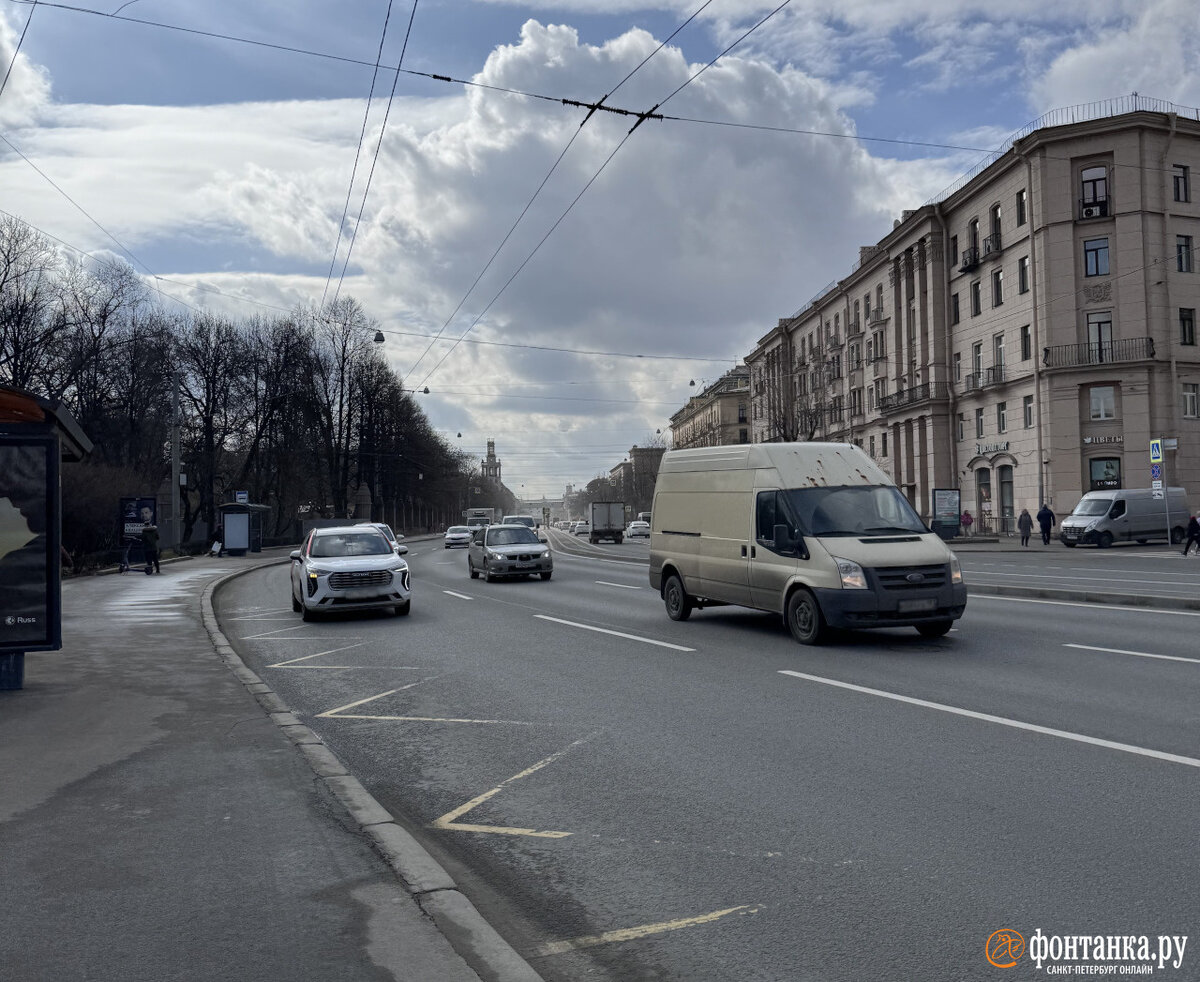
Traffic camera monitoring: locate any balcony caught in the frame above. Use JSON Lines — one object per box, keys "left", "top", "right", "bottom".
{"left": 1078, "top": 198, "right": 1109, "bottom": 220}
{"left": 826, "top": 334, "right": 844, "bottom": 350}
{"left": 958, "top": 246, "right": 980, "bottom": 272}
{"left": 1042, "top": 337, "right": 1154, "bottom": 368}
{"left": 981, "top": 232, "right": 1002, "bottom": 258}
{"left": 869, "top": 308, "right": 889, "bottom": 326}
{"left": 878, "top": 380, "right": 953, "bottom": 412}
{"left": 985, "top": 365, "right": 1006, "bottom": 385}
{"left": 847, "top": 317, "right": 863, "bottom": 337}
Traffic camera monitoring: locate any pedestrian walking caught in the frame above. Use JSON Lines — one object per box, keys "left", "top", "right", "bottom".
{"left": 212, "top": 521, "right": 226, "bottom": 558}
{"left": 1036, "top": 503, "right": 1056, "bottom": 546}
{"left": 1017, "top": 508, "right": 1033, "bottom": 547}
{"left": 141, "top": 521, "right": 161, "bottom": 574}
{"left": 1183, "top": 515, "right": 1200, "bottom": 557}
{"left": 960, "top": 510, "right": 974, "bottom": 537}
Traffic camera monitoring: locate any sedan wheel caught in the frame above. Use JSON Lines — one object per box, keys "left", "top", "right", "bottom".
{"left": 301, "top": 602, "right": 317, "bottom": 623}
{"left": 540, "top": 571, "right": 552, "bottom": 581}
{"left": 468, "top": 557, "right": 478, "bottom": 579}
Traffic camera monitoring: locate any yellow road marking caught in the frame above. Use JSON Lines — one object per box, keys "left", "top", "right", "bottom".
{"left": 431, "top": 733, "right": 598, "bottom": 839}
{"left": 533, "top": 905, "right": 762, "bottom": 957}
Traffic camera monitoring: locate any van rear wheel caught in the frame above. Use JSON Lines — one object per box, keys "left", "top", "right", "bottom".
{"left": 786, "top": 589, "right": 825, "bottom": 645}
{"left": 663, "top": 574, "right": 692, "bottom": 621}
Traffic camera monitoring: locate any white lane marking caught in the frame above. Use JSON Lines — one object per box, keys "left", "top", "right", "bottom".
{"left": 534, "top": 615, "right": 694, "bottom": 652}
{"left": 1063, "top": 643, "right": 1200, "bottom": 666}
{"left": 241, "top": 624, "right": 315, "bottom": 640}
{"left": 268, "top": 643, "right": 366, "bottom": 667}
{"left": 779, "top": 671, "right": 1200, "bottom": 769}
{"left": 596, "top": 580, "right": 642, "bottom": 590}
{"left": 968, "top": 594, "right": 1200, "bottom": 617}
{"left": 969, "top": 570, "right": 1198, "bottom": 586}
{"left": 316, "top": 678, "right": 437, "bottom": 717}
{"left": 443, "top": 590, "right": 474, "bottom": 600}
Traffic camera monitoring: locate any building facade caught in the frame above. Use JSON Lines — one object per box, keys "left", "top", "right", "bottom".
{"left": 745, "top": 100, "right": 1200, "bottom": 532}
{"left": 669, "top": 364, "right": 752, "bottom": 449}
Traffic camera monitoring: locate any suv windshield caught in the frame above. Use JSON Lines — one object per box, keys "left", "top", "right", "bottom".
{"left": 487, "top": 527, "right": 539, "bottom": 546}
{"left": 310, "top": 532, "right": 392, "bottom": 557}
{"left": 1070, "top": 498, "right": 1113, "bottom": 517}
{"left": 782, "top": 485, "right": 927, "bottom": 537}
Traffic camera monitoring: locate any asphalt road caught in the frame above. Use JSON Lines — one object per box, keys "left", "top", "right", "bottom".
{"left": 216, "top": 532, "right": 1200, "bottom": 981}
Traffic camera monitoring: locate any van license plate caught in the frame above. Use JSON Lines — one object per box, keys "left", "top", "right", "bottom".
{"left": 898, "top": 598, "right": 937, "bottom": 613}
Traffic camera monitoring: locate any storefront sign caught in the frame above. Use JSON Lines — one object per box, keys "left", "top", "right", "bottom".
{"left": 975, "top": 442, "right": 1009, "bottom": 455}
{"left": 1083, "top": 435, "right": 1124, "bottom": 445}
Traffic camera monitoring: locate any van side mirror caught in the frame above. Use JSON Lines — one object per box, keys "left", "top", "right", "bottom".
{"left": 774, "top": 523, "right": 809, "bottom": 560}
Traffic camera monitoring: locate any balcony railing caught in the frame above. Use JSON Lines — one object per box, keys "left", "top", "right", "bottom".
{"left": 878, "top": 380, "right": 953, "bottom": 412}
{"left": 826, "top": 334, "right": 844, "bottom": 350}
{"left": 1078, "top": 198, "right": 1109, "bottom": 220}
{"left": 1042, "top": 337, "right": 1154, "bottom": 368}
{"left": 847, "top": 317, "right": 863, "bottom": 337}
{"left": 869, "top": 308, "right": 889, "bottom": 325}
{"left": 958, "top": 246, "right": 980, "bottom": 272}
{"left": 981, "top": 232, "right": 1002, "bottom": 258}
{"left": 985, "top": 365, "right": 1006, "bottom": 385}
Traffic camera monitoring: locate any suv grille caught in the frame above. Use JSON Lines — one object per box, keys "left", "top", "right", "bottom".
{"left": 873, "top": 564, "right": 948, "bottom": 591}
{"left": 330, "top": 569, "right": 392, "bottom": 589}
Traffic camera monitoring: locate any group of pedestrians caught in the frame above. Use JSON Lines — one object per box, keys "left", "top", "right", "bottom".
{"left": 1015, "top": 504, "right": 1057, "bottom": 547}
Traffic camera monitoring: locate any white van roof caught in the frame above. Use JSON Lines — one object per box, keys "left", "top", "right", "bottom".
{"left": 658, "top": 442, "right": 892, "bottom": 486}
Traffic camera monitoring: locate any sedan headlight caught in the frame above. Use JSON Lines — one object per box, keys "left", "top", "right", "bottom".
{"left": 488, "top": 551, "right": 505, "bottom": 561}
{"left": 832, "top": 557, "right": 868, "bottom": 590}
{"left": 949, "top": 552, "right": 963, "bottom": 585}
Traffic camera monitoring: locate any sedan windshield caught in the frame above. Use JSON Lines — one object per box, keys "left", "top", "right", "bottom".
{"left": 446, "top": 526, "right": 470, "bottom": 534}
{"left": 782, "top": 485, "right": 927, "bottom": 537}
{"left": 310, "top": 532, "right": 393, "bottom": 557}
{"left": 486, "top": 527, "right": 539, "bottom": 546}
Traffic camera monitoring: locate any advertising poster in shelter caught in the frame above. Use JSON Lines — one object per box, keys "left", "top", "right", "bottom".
{"left": 0, "top": 436, "right": 60, "bottom": 652}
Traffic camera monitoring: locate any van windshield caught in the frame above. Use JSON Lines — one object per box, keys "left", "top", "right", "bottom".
{"left": 783, "top": 485, "right": 927, "bottom": 537}
{"left": 1071, "top": 498, "right": 1113, "bottom": 516}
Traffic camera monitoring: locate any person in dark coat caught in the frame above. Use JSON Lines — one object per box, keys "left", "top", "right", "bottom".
{"left": 1017, "top": 508, "right": 1033, "bottom": 547}
{"left": 1036, "top": 504, "right": 1056, "bottom": 545}
{"left": 1184, "top": 515, "right": 1200, "bottom": 557}
{"left": 140, "top": 522, "right": 161, "bottom": 574}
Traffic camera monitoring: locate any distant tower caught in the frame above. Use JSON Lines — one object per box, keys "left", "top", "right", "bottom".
{"left": 482, "top": 439, "right": 502, "bottom": 482}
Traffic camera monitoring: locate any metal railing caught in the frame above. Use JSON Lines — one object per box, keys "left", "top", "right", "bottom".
{"left": 878, "top": 380, "right": 953, "bottom": 412}
{"left": 1042, "top": 337, "right": 1154, "bottom": 368}
{"left": 981, "top": 232, "right": 1002, "bottom": 257}
{"left": 958, "top": 246, "right": 980, "bottom": 271}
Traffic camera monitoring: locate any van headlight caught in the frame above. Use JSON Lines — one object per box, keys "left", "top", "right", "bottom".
{"left": 949, "top": 553, "right": 963, "bottom": 585}
{"left": 833, "top": 557, "right": 868, "bottom": 590}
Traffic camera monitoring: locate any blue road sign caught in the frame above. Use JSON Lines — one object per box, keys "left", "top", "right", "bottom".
{"left": 1151, "top": 463, "right": 1162, "bottom": 480}
{"left": 1150, "top": 439, "right": 1163, "bottom": 463}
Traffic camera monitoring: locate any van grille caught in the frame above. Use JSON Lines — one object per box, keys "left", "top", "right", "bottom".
{"left": 873, "top": 564, "right": 948, "bottom": 591}
{"left": 330, "top": 570, "right": 392, "bottom": 589}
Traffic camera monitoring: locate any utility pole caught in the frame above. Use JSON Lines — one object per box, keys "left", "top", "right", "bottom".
{"left": 171, "top": 370, "right": 181, "bottom": 554}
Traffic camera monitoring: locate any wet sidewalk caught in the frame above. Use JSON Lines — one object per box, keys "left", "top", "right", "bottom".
{"left": 0, "top": 555, "right": 541, "bottom": 982}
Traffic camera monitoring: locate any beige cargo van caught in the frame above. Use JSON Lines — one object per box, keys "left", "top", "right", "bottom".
{"left": 648, "top": 443, "right": 967, "bottom": 644}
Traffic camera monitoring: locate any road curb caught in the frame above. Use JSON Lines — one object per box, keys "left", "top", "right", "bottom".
{"left": 200, "top": 560, "right": 547, "bottom": 982}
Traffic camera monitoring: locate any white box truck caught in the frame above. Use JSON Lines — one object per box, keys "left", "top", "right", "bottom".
{"left": 648, "top": 442, "right": 966, "bottom": 644}
{"left": 589, "top": 501, "right": 626, "bottom": 544}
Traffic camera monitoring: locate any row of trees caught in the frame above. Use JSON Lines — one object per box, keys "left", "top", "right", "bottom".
{"left": 0, "top": 214, "right": 479, "bottom": 562}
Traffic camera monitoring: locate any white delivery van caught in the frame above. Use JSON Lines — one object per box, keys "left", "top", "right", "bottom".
{"left": 648, "top": 443, "right": 966, "bottom": 644}
{"left": 1058, "top": 487, "right": 1190, "bottom": 547}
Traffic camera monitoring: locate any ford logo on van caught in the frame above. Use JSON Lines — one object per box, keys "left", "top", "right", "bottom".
{"left": 906, "top": 573, "right": 925, "bottom": 583}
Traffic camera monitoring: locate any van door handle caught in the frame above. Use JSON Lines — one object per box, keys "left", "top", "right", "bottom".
{"left": 741, "top": 545, "right": 747, "bottom": 557}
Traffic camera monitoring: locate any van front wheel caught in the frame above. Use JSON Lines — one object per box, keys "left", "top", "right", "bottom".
{"left": 663, "top": 574, "right": 693, "bottom": 621}
{"left": 786, "top": 589, "right": 825, "bottom": 645}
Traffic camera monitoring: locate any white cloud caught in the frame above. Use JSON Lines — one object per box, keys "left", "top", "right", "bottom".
{"left": 0, "top": 9, "right": 52, "bottom": 126}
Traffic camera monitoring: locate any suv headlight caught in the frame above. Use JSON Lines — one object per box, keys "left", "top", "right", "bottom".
{"left": 488, "top": 551, "right": 504, "bottom": 561}
{"left": 949, "top": 552, "right": 963, "bottom": 585}
{"left": 832, "top": 557, "right": 868, "bottom": 590}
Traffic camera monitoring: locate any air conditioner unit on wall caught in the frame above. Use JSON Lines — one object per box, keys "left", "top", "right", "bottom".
{"left": 1081, "top": 205, "right": 1101, "bottom": 219}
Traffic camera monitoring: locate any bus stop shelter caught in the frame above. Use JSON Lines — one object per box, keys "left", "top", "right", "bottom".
{"left": 217, "top": 501, "right": 271, "bottom": 556}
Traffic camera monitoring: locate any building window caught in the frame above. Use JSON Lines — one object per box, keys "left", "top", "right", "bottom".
{"left": 993, "top": 333, "right": 1005, "bottom": 373}
{"left": 1081, "top": 165, "right": 1108, "bottom": 209}
{"left": 864, "top": 293, "right": 871, "bottom": 321}
{"left": 738, "top": 402, "right": 746, "bottom": 423}
{"left": 997, "top": 401, "right": 1007, "bottom": 433}
{"left": 956, "top": 413, "right": 965, "bottom": 442}
{"left": 1178, "top": 235, "right": 1194, "bottom": 272}
{"left": 1023, "top": 394, "right": 1034, "bottom": 428}
{"left": 869, "top": 435, "right": 875, "bottom": 456}
{"left": 975, "top": 407, "right": 984, "bottom": 438}
{"left": 1087, "top": 311, "right": 1113, "bottom": 361}
{"left": 972, "top": 341, "right": 983, "bottom": 376}
{"left": 971, "top": 280, "right": 982, "bottom": 316}
{"left": 1183, "top": 383, "right": 1199, "bottom": 418}
{"left": 881, "top": 432, "right": 888, "bottom": 456}
{"left": 1084, "top": 237, "right": 1109, "bottom": 277}
{"left": 1016, "top": 189, "right": 1027, "bottom": 226}
{"left": 739, "top": 428, "right": 749, "bottom": 443}
{"left": 992, "top": 268, "right": 1004, "bottom": 306}
{"left": 990, "top": 203, "right": 1002, "bottom": 237}
{"left": 1020, "top": 324, "right": 1032, "bottom": 361}
{"left": 950, "top": 235, "right": 958, "bottom": 265}
{"left": 1183, "top": 308, "right": 1197, "bottom": 346}
{"left": 1174, "top": 164, "right": 1191, "bottom": 203}
{"left": 968, "top": 218, "right": 979, "bottom": 251}
{"left": 1018, "top": 255, "right": 1030, "bottom": 294}
{"left": 951, "top": 292, "right": 960, "bottom": 324}
{"left": 953, "top": 352, "right": 962, "bottom": 381}
{"left": 1090, "top": 385, "right": 1116, "bottom": 420}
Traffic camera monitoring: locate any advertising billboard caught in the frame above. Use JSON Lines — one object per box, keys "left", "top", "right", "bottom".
{"left": 0, "top": 436, "right": 61, "bottom": 652}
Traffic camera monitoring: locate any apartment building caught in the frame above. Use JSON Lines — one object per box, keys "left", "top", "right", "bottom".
{"left": 669, "top": 364, "right": 752, "bottom": 449}
{"left": 746, "top": 98, "right": 1200, "bottom": 532}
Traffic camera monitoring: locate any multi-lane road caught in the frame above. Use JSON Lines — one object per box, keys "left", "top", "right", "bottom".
{"left": 216, "top": 531, "right": 1200, "bottom": 981}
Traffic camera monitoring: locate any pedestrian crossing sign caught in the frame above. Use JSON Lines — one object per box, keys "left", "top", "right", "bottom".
{"left": 1149, "top": 439, "right": 1163, "bottom": 463}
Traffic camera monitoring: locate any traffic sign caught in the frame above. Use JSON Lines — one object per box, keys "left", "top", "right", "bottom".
{"left": 1150, "top": 439, "right": 1163, "bottom": 463}
{"left": 1151, "top": 463, "right": 1162, "bottom": 480}
{"left": 1152, "top": 489, "right": 1164, "bottom": 500}
{"left": 235, "top": 490, "right": 248, "bottom": 504}
{"left": 1152, "top": 480, "right": 1163, "bottom": 490}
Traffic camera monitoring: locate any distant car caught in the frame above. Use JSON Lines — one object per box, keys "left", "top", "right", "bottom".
{"left": 574, "top": 521, "right": 591, "bottom": 536}
{"left": 444, "top": 525, "right": 473, "bottom": 549}
{"left": 625, "top": 520, "right": 650, "bottom": 538}
{"left": 356, "top": 521, "right": 404, "bottom": 552}
{"left": 291, "top": 526, "right": 410, "bottom": 621}
{"left": 468, "top": 524, "right": 553, "bottom": 581}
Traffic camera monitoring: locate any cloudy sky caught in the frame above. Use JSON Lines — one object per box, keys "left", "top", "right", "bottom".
{"left": 3, "top": 0, "right": 1199, "bottom": 497}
